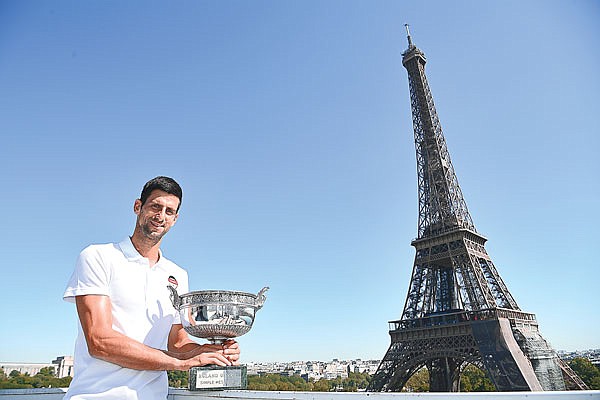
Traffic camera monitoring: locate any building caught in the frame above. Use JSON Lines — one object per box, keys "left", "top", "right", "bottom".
{"left": 52, "top": 356, "right": 74, "bottom": 378}
{"left": 1, "top": 356, "right": 74, "bottom": 379}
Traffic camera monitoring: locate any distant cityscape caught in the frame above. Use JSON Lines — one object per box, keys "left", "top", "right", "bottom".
{"left": 2, "top": 349, "right": 599, "bottom": 381}
{"left": 557, "top": 350, "right": 600, "bottom": 366}
{"left": 246, "top": 358, "right": 381, "bottom": 381}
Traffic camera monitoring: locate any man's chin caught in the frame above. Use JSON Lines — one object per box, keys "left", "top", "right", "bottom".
{"left": 142, "top": 229, "right": 166, "bottom": 242}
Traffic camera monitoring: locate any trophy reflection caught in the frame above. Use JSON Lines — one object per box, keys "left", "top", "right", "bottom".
{"left": 168, "top": 286, "right": 268, "bottom": 390}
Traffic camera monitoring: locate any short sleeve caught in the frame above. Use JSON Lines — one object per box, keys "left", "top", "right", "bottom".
{"left": 63, "top": 245, "right": 112, "bottom": 303}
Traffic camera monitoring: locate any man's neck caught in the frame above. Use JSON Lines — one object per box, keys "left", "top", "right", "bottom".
{"left": 130, "top": 234, "right": 161, "bottom": 267}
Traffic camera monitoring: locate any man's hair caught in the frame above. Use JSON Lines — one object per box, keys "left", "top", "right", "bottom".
{"left": 140, "top": 176, "right": 183, "bottom": 211}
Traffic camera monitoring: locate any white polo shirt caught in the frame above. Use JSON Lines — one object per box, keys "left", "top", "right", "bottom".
{"left": 63, "top": 238, "right": 189, "bottom": 400}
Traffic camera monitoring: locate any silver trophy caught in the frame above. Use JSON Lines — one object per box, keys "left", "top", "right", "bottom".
{"left": 168, "top": 286, "right": 268, "bottom": 390}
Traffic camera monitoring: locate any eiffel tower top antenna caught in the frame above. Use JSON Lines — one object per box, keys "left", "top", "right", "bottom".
{"left": 404, "top": 23, "right": 413, "bottom": 47}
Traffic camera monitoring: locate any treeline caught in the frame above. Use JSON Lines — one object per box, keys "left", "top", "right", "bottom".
{"left": 403, "top": 365, "right": 495, "bottom": 392}
{"left": 399, "top": 358, "right": 600, "bottom": 391}
{"left": 246, "top": 369, "right": 492, "bottom": 392}
{"left": 397, "top": 359, "right": 600, "bottom": 392}
{"left": 0, "top": 367, "right": 72, "bottom": 389}
{"left": 248, "top": 372, "right": 371, "bottom": 392}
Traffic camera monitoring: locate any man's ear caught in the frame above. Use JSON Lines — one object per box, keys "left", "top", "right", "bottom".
{"left": 133, "top": 199, "right": 142, "bottom": 215}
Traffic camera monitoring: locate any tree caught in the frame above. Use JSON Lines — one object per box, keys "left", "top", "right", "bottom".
{"left": 569, "top": 357, "right": 600, "bottom": 390}
{"left": 403, "top": 367, "right": 429, "bottom": 392}
{"left": 167, "top": 370, "right": 188, "bottom": 388}
{"left": 37, "top": 367, "right": 56, "bottom": 376}
{"left": 1, "top": 370, "right": 33, "bottom": 389}
{"left": 460, "top": 364, "right": 495, "bottom": 392}
{"left": 312, "top": 378, "right": 332, "bottom": 392}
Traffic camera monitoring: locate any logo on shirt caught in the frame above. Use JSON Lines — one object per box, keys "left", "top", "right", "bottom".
{"left": 168, "top": 275, "right": 178, "bottom": 289}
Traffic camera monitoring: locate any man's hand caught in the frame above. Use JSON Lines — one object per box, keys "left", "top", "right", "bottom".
{"left": 222, "top": 340, "right": 240, "bottom": 365}
{"left": 167, "top": 325, "right": 241, "bottom": 369}
{"left": 171, "top": 340, "right": 240, "bottom": 369}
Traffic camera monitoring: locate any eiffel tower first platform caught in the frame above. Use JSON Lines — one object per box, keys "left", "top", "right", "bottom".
{"left": 367, "top": 26, "right": 588, "bottom": 392}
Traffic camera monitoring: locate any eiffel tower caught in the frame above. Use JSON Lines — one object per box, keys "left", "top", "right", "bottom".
{"left": 367, "top": 26, "right": 587, "bottom": 392}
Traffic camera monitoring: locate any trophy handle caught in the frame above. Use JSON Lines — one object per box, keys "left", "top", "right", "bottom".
{"left": 167, "top": 285, "right": 181, "bottom": 309}
{"left": 255, "top": 286, "right": 269, "bottom": 309}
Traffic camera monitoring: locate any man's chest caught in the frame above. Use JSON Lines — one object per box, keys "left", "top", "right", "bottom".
{"left": 109, "top": 262, "right": 178, "bottom": 321}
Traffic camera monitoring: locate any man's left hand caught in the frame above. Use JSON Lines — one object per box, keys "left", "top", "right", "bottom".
{"left": 222, "top": 340, "right": 240, "bottom": 365}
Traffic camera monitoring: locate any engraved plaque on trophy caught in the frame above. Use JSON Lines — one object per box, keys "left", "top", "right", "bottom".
{"left": 168, "top": 286, "right": 268, "bottom": 391}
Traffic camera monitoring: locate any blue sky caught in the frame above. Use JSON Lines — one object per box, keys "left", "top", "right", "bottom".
{"left": 1, "top": 1, "right": 598, "bottom": 364}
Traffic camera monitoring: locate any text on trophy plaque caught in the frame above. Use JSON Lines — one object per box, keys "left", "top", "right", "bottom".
{"left": 195, "top": 370, "right": 225, "bottom": 389}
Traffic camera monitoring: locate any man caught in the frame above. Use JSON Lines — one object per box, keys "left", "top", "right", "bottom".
{"left": 63, "top": 176, "right": 240, "bottom": 399}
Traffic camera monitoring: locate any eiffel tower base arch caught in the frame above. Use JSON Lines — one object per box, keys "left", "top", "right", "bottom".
{"left": 367, "top": 314, "right": 565, "bottom": 392}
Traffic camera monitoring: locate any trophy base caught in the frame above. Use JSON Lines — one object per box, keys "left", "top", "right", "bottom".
{"left": 188, "top": 365, "right": 247, "bottom": 391}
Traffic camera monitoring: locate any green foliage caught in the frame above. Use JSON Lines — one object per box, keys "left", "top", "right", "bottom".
{"left": 459, "top": 364, "right": 495, "bottom": 392}
{"left": 37, "top": 367, "right": 56, "bottom": 376}
{"left": 311, "top": 378, "right": 330, "bottom": 392}
{"left": 247, "top": 372, "right": 371, "bottom": 392}
{"left": 167, "top": 370, "right": 189, "bottom": 388}
{"left": 0, "top": 369, "right": 72, "bottom": 389}
{"left": 344, "top": 372, "right": 371, "bottom": 391}
{"left": 248, "top": 373, "right": 313, "bottom": 391}
{"left": 248, "top": 365, "right": 496, "bottom": 393}
{"left": 569, "top": 357, "right": 600, "bottom": 389}
{"left": 403, "top": 367, "right": 429, "bottom": 392}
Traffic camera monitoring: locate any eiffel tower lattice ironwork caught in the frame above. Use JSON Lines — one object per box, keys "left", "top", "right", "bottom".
{"left": 367, "top": 26, "right": 587, "bottom": 392}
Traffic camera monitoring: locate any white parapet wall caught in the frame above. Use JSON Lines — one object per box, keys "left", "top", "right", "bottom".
{"left": 1, "top": 389, "right": 599, "bottom": 400}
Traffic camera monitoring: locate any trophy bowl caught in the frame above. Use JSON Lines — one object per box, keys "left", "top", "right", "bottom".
{"left": 168, "top": 286, "right": 268, "bottom": 344}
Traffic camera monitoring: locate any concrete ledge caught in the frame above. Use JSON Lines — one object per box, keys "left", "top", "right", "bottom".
{"left": 0, "top": 389, "right": 598, "bottom": 400}
{"left": 0, "top": 388, "right": 67, "bottom": 399}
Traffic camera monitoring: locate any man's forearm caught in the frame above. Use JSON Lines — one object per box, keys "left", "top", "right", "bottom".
{"left": 87, "top": 330, "right": 184, "bottom": 371}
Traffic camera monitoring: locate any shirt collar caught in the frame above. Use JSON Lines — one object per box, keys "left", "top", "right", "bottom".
{"left": 118, "top": 237, "right": 163, "bottom": 263}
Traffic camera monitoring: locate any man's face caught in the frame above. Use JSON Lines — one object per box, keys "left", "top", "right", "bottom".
{"left": 134, "top": 189, "right": 180, "bottom": 242}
